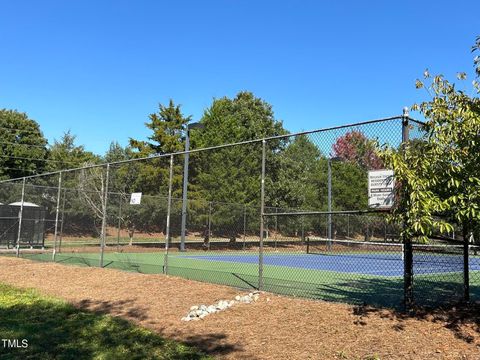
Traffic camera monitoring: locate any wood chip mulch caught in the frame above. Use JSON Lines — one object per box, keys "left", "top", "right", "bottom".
{"left": 0, "top": 257, "right": 479, "bottom": 359}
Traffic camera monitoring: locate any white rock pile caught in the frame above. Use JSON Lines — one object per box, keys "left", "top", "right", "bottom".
{"left": 181, "top": 291, "right": 260, "bottom": 321}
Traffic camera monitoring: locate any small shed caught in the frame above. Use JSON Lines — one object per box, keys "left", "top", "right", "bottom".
{"left": 0, "top": 202, "right": 45, "bottom": 248}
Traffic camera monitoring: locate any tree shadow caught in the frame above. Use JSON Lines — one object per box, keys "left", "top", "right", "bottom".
{"left": 181, "top": 333, "right": 247, "bottom": 358}
{"left": 73, "top": 297, "right": 246, "bottom": 358}
{"left": 350, "top": 302, "right": 480, "bottom": 345}
{"left": 310, "top": 275, "right": 473, "bottom": 310}
{"left": 0, "top": 285, "right": 215, "bottom": 359}
{"left": 314, "top": 276, "right": 480, "bottom": 345}
{"left": 75, "top": 298, "right": 150, "bottom": 321}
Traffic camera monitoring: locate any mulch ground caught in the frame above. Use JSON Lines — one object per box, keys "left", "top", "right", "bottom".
{"left": 0, "top": 257, "right": 479, "bottom": 360}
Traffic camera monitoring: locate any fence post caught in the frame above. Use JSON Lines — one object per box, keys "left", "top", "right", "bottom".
{"left": 347, "top": 214, "right": 350, "bottom": 238}
{"left": 116, "top": 196, "right": 122, "bottom": 250}
{"left": 402, "top": 108, "right": 413, "bottom": 310}
{"left": 301, "top": 215, "right": 305, "bottom": 244}
{"left": 180, "top": 130, "right": 191, "bottom": 252}
{"left": 274, "top": 207, "right": 278, "bottom": 250}
{"left": 99, "top": 164, "right": 110, "bottom": 268}
{"left": 327, "top": 158, "right": 332, "bottom": 250}
{"left": 58, "top": 188, "right": 66, "bottom": 254}
{"left": 243, "top": 204, "right": 247, "bottom": 250}
{"left": 15, "top": 177, "right": 26, "bottom": 257}
{"left": 164, "top": 154, "right": 174, "bottom": 274}
{"left": 463, "top": 224, "right": 470, "bottom": 302}
{"left": 52, "top": 172, "right": 63, "bottom": 261}
{"left": 384, "top": 220, "right": 387, "bottom": 242}
{"left": 207, "top": 201, "right": 212, "bottom": 250}
{"left": 258, "top": 139, "right": 266, "bottom": 290}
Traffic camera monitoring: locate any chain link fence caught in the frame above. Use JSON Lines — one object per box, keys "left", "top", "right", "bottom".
{"left": 0, "top": 114, "right": 477, "bottom": 310}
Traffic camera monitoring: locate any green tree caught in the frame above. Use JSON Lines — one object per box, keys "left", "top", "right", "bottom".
{"left": 192, "top": 91, "right": 287, "bottom": 205}
{"left": 106, "top": 100, "right": 191, "bottom": 238}
{"left": 104, "top": 141, "right": 135, "bottom": 199}
{"left": 40, "top": 132, "right": 102, "bottom": 236}
{"left": 128, "top": 100, "right": 189, "bottom": 196}
{"left": 47, "top": 131, "right": 99, "bottom": 171}
{"left": 380, "top": 40, "right": 480, "bottom": 242}
{"left": 273, "top": 135, "right": 321, "bottom": 210}
{"left": 0, "top": 109, "right": 48, "bottom": 179}
{"left": 104, "top": 141, "right": 132, "bottom": 163}
{"left": 130, "top": 99, "right": 190, "bottom": 156}
{"left": 188, "top": 91, "right": 288, "bottom": 237}
{"left": 193, "top": 91, "right": 285, "bottom": 148}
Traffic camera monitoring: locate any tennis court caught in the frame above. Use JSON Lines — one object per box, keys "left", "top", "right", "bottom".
{"left": 12, "top": 238, "right": 480, "bottom": 277}
{"left": 8, "top": 238, "right": 479, "bottom": 309}
{"left": 180, "top": 251, "right": 480, "bottom": 277}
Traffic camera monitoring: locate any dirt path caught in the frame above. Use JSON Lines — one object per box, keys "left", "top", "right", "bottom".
{"left": 0, "top": 257, "right": 478, "bottom": 359}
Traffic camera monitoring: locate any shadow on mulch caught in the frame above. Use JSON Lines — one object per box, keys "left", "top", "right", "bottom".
{"left": 73, "top": 298, "right": 246, "bottom": 358}
{"left": 76, "top": 298, "right": 150, "bottom": 321}
{"left": 351, "top": 302, "right": 480, "bottom": 345}
{"left": 182, "top": 333, "right": 247, "bottom": 358}
{"left": 305, "top": 276, "right": 480, "bottom": 345}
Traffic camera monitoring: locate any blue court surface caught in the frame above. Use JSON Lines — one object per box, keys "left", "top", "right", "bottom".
{"left": 179, "top": 253, "right": 480, "bottom": 277}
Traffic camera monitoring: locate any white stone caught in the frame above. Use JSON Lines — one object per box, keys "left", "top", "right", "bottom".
{"left": 182, "top": 292, "right": 263, "bottom": 321}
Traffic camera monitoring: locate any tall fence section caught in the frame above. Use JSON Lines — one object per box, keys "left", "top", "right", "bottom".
{"left": 0, "top": 114, "right": 478, "bottom": 309}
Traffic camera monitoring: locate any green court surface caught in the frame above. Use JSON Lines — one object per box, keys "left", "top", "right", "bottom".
{"left": 10, "top": 249, "right": 480, "bottom": 309}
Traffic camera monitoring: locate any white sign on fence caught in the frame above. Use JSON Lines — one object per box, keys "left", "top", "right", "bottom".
{"left": 130, "top": 192, "right": 142, "bottom": 205}
{"left": 368, "top": 170, "right": 395, "bottom": 208}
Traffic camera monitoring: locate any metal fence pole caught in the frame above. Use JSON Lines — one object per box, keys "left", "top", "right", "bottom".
{"left": 15, "top": 177, "right": 26, "bottom": 258}
{"left": 117, "top": 197, "right": 122, "bottom": 249}
{"left": 52, "top": 172, "right": 63, "bottom": 261}
{"left": 207, "top": 201, "right": 212, "bottom": 250}
{"left": 164, "top": 154, "right": 174, "bottom": 274}
{"left": 99, "top": 164, "right": 110, "bottom": 268}
{"left": 258, "top": 139, "right": 266, "bottom": 290}
{"left": 301, "top": 215, "right": 305, "bottom": 244}
{"left": 274, "top": 207, "right": 278, "bottom": 250}
{"left": 180, "top": 131, "right": 190, "bottom": 252}
{"left": 463, "top": 224, "right": 470, "bottom": 302}
{"left": 58, "top": 188, "right": 66, "bottom": 254}
{"left": 347, "top": 214, "right": 350, "bottom": 238}
{"left": 384, "top": 220, "right": 387, "bottom": 242}
{"left": 243, "top": 204, "right": 247, "bottom": 250}
{"left": 327, "top": 158, "right": 332, "bottom": 250}
{"left": 402, "top": 108, "right": 413, "bottom": 310}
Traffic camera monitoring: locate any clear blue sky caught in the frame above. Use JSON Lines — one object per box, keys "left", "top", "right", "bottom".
{"left": 1, "top": 0, "right": 478, "bottom": 155}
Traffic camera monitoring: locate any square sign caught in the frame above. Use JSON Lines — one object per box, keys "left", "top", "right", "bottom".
{"left": 130, "top": 192, "right": 142, "bottom": 205}
{"left": 368, "top": 170, "right": 395, "bottom": 208}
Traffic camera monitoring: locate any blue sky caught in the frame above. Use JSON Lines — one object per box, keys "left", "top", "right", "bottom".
{"left": 1, "top": 0, "right": 478, "bottom": 155}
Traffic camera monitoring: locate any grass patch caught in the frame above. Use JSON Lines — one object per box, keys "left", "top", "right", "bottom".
{"left": 0, "top": 283, "right": 211, "bottom": 360}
